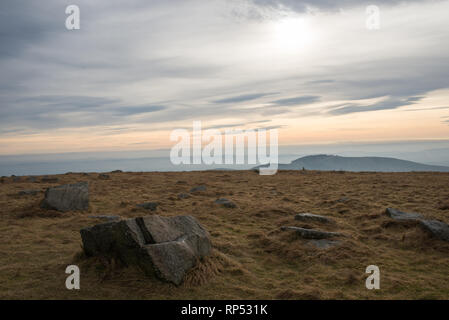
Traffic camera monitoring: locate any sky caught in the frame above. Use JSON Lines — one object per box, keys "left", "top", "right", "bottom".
{"left": 0, "top": 0, "right": 449, "bottom": 156}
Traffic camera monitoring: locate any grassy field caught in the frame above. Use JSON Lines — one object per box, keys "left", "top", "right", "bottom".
{"left": 0, "top": 170, "right": 448, "bottom": 299}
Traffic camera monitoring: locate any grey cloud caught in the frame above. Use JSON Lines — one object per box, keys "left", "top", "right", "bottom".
{"left": 271, "top": 95, "right": 320, "bottom": 106}
{"left": 213, "top": 92, "right": 277, "bottom": 104}
{"left": 251, "top": 0, "right": 436, "bottom": 12}
{"left": 0, "top": 94, "right": 167, "bottom": 130}
{"left": 204, "top": 120, "right": 271, "bottom": 130}
{"left": 0, "top": 1, "right": 63, "bottom": 58}
{"left": 0, "top": 0, "right": 448, "bottom": 138}
{"left": 114, "top": 105, "right": 166, "bottom": 116}
{"left": 327, "top": 96, "right": 423, "bottom": 115}
{"left": 306, "top": 80, "right": 335, "bottom": 85}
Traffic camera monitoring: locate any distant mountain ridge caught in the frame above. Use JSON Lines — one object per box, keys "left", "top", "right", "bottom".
{"left": 257, "top": 154, "right": 449, "bottom": 172}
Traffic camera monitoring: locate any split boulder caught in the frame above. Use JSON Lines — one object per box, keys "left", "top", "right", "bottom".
{"left": 80, "top": 215, "right": 212, "bottom": 285}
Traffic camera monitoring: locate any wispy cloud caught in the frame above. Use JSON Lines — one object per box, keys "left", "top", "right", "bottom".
{"left": 271, "top": 95, "right": 320, "bottom": 106}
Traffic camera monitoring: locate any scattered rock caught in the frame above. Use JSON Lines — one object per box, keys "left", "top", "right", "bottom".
{"left": 308, "top": 239, "right": 340, "bottom": 249}
{"left": 190, "top": 185, "right": 207, "bottom": 193}
{"left": 80, "top": 215, "right": 212, "bottom": 285}
{"left": 295, "top": 213, "right": 333, "bottom": 224}
{"left": 214, "top": 198, "right": 237, "bottom": 208}
{"left": 419, "top": 220, "right": 449, "bottom": 242}
{"left": 40, "top": 182, "right": 89, "bottom": 212}
{"left": 12, "top": 176, "right": 21, "bottom": 183}
{"left": 281, "top": 226, "right": 341, "bottom": 239}
{"left": 136, "top": 202, "right": 158, "bottom": 211}
{"left": 41, "top": 176, "right": 59, "bottom": 183}
{"left": 178, "top": 193, "right": 190, "bottom": 199}
{"left": 98, "top": 174, "right": 110, "bottom": 180}
{"left": 27, "top": 176, "right": 38, "bottom": 183}
{"left": 18, "top": 190, "right": 39, "bottom": 196}
{"left": 89, "top": 215, "right": 121, "bottom": 222}
{"left": 385, "top": 208, "right": 423, "bottom": 221}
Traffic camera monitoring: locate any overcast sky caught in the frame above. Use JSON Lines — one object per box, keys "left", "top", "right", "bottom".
{"left": 0, "top": 0, "right": 448, "bottom": 155}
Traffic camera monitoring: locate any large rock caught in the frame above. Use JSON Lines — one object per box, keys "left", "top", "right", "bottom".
{"left": 419, "top": 220, "right": 449, "bottom": 242}
{"left": 281, "top": 226, "right": 341, "bottom": 239}
{"left": 80, "top": 215, "right": 212, "bottom": 285}
{"left": 385, "top": 208, "right": 423, "bottom": 221}
{"left": 41, "top": 182, "right": 89, "bottom": 212}
{"left": 295, "top": 213, "right": 333, "bottom": 224}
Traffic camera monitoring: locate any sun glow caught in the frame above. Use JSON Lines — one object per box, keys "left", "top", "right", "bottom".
{"left": 271, "top": 17, "right": 315, "bottom": 53}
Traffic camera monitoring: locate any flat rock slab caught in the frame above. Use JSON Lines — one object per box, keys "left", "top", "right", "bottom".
{"left": 136, "top": 202, "right": 158, "bottom": 211}
{"left": 295, "top": 213, "right": 333, "bottom": 224}
{"left": 385, "top": 208, "right": 423, "bottom": 221}
{"left": 89, "top": 215, "right": 121, "bottom": 222}
{"left": 214, "top": 198, "right": 237, "bottom": 208}
{"left": 80, "top": 215, "right": 212, "bottom": 285}
{"left": 419, "top": 220, "right": 449, "bottom": 242}
{"left": 281, "top": 226, "right": 341, "bottom": 239}
{"left": 41, "top": 182, "right": 89, "bottom": 212}
{"left": 308, "top": 239, "right": 340, "bottom": 249}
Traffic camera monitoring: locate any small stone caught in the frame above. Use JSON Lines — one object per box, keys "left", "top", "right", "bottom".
{"left": 136, "top": 202, "right": 158, "bottom": 211}
{"left": 281, "top": 226, "right": 341, "bottom": 239}
{"left": 295, "top": 213, "right": 333, "bottom": 224}
{"left": 214, "top": 198, "right": 237, "bottom": 208}
{"left": 190, "top": 185, "right": 207, "bottom": 193}
{"left": 98, "top": 174, "right": 110, "bottom": 180}
{"left": 385, "top": 208, "right": 423, "bottom": 221}
{"left": 178, "top": 193, "right": 190, "bottom": 199}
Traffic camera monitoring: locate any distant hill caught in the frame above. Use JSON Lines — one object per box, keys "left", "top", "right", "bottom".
{"left": 256, "top": 154, "right": 449, "bottom": 172}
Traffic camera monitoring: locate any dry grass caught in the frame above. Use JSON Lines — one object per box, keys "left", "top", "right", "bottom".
{"left": 0, "top": 170, "right": 448, "bottom": 299}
